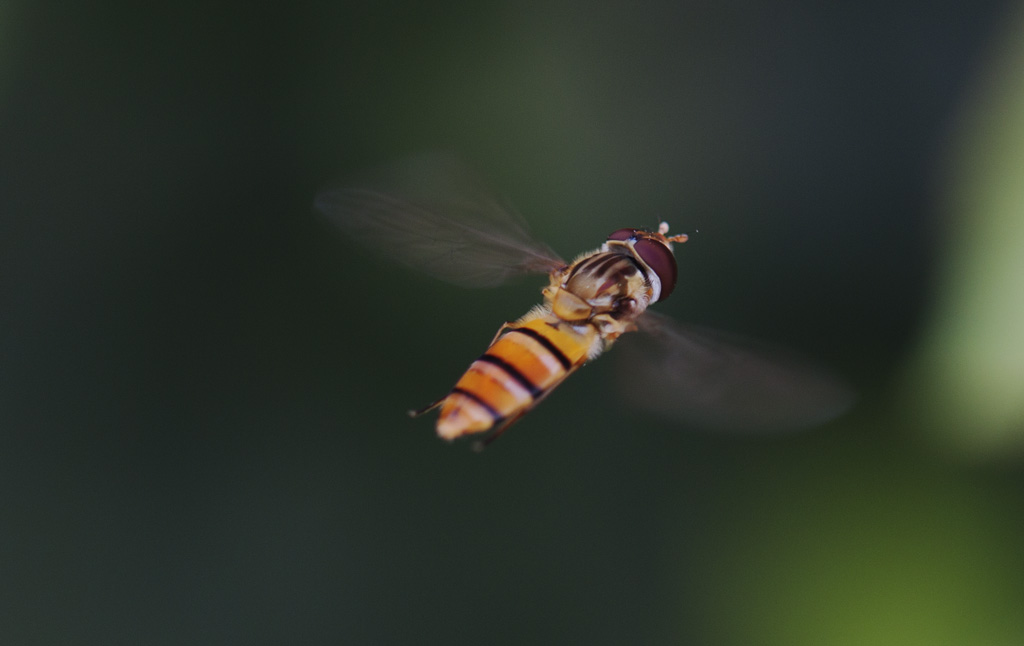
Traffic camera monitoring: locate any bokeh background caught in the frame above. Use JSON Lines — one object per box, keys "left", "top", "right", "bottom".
{"left": 3, "top": 1, "right": 1024, "bottom": 644}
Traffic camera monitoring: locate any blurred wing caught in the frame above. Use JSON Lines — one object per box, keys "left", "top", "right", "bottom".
{"left": 615, "top": 311, "right": 855, "bottom": 433}
{"left": 314, "top": 153, "right": 565, "bottom": 288}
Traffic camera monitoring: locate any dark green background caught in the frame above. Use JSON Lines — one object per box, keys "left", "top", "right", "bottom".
{"left": 2, "top": 2, "right": 1023, "bottom": 644}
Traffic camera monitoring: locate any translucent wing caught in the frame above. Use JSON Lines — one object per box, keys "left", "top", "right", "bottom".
{"left": 615, "top": 311, "right": 855, "bottom": 432}
{"left": 314, "top": 153, "right": 566, "bottom": 287}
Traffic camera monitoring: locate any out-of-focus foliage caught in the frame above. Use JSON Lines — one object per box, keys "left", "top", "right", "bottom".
{"left": 672, "top": 444, "right": 1024, "bottom": 645}
{"left": 903, "top": 4, "right": 1024, "bottom": 460}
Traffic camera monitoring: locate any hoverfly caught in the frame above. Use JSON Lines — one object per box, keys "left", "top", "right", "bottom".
{"left": 315, "top": 153, "right": 853, "bottom": 446}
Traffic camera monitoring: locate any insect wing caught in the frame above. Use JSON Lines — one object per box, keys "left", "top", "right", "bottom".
{"left": 616, "top": 312, "right": 854, "bottom": 432}
{"left": 314, "top": 153, "right": 566, "bottom": 288}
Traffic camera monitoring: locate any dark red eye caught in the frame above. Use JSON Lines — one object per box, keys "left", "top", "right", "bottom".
{"left": 633, "top": 238, "right": 677, "bottom": 301}
{"left": 607, "top": 228, "right": 637, "bottom": 241}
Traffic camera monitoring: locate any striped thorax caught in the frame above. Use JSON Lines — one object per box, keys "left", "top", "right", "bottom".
{"left": 426, "top": 223, "right": 688, "bottom": 443}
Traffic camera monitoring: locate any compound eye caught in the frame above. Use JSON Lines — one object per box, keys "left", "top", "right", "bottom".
{"left": 633, "top": 238, "right": 677, "bottom": 301}
{"left": 607, "top": 228, "right": 637, "bottom": 241}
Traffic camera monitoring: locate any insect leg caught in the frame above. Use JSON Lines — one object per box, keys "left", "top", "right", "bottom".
{"left": 407, "top": 397, "right": 446, "bottom": 418}
{"left": 487, "top": 321, "right": 517, "bottom": 346}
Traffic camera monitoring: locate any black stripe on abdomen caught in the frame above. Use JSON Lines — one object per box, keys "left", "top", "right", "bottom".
{"left": 450, "top": 387, "right": 504, "bottom": 423}
{"left": 509, "top": 327, "right": 573, "bottom": 371}
{"left": 477, "top": 353, "right": 543, "bottom": 399}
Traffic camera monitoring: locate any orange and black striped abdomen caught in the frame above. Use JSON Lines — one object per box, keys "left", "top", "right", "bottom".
{"left": 435, "top": 318, "right": 596, "bottom": 440}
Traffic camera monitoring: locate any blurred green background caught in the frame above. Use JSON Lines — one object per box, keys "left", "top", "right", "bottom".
{"left": 3, "top": 1, "right": 1024, "bottom": 644}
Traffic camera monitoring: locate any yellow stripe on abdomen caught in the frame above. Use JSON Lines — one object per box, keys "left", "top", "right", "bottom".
{"left": 436, "top": 317, "right": 595, "bottom": 440}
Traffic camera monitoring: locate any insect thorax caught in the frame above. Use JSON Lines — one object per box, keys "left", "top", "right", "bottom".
{"left": 541, "top": 247, "right": 652, "bottom": 346}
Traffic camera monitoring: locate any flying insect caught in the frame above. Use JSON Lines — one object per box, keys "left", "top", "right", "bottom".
{"left": 315, "top": 154, "right": 852, "bottom": 445}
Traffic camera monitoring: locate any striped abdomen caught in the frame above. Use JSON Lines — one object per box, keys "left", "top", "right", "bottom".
{"left": 435, "top": 317, "right": 597, "bottom": 440}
